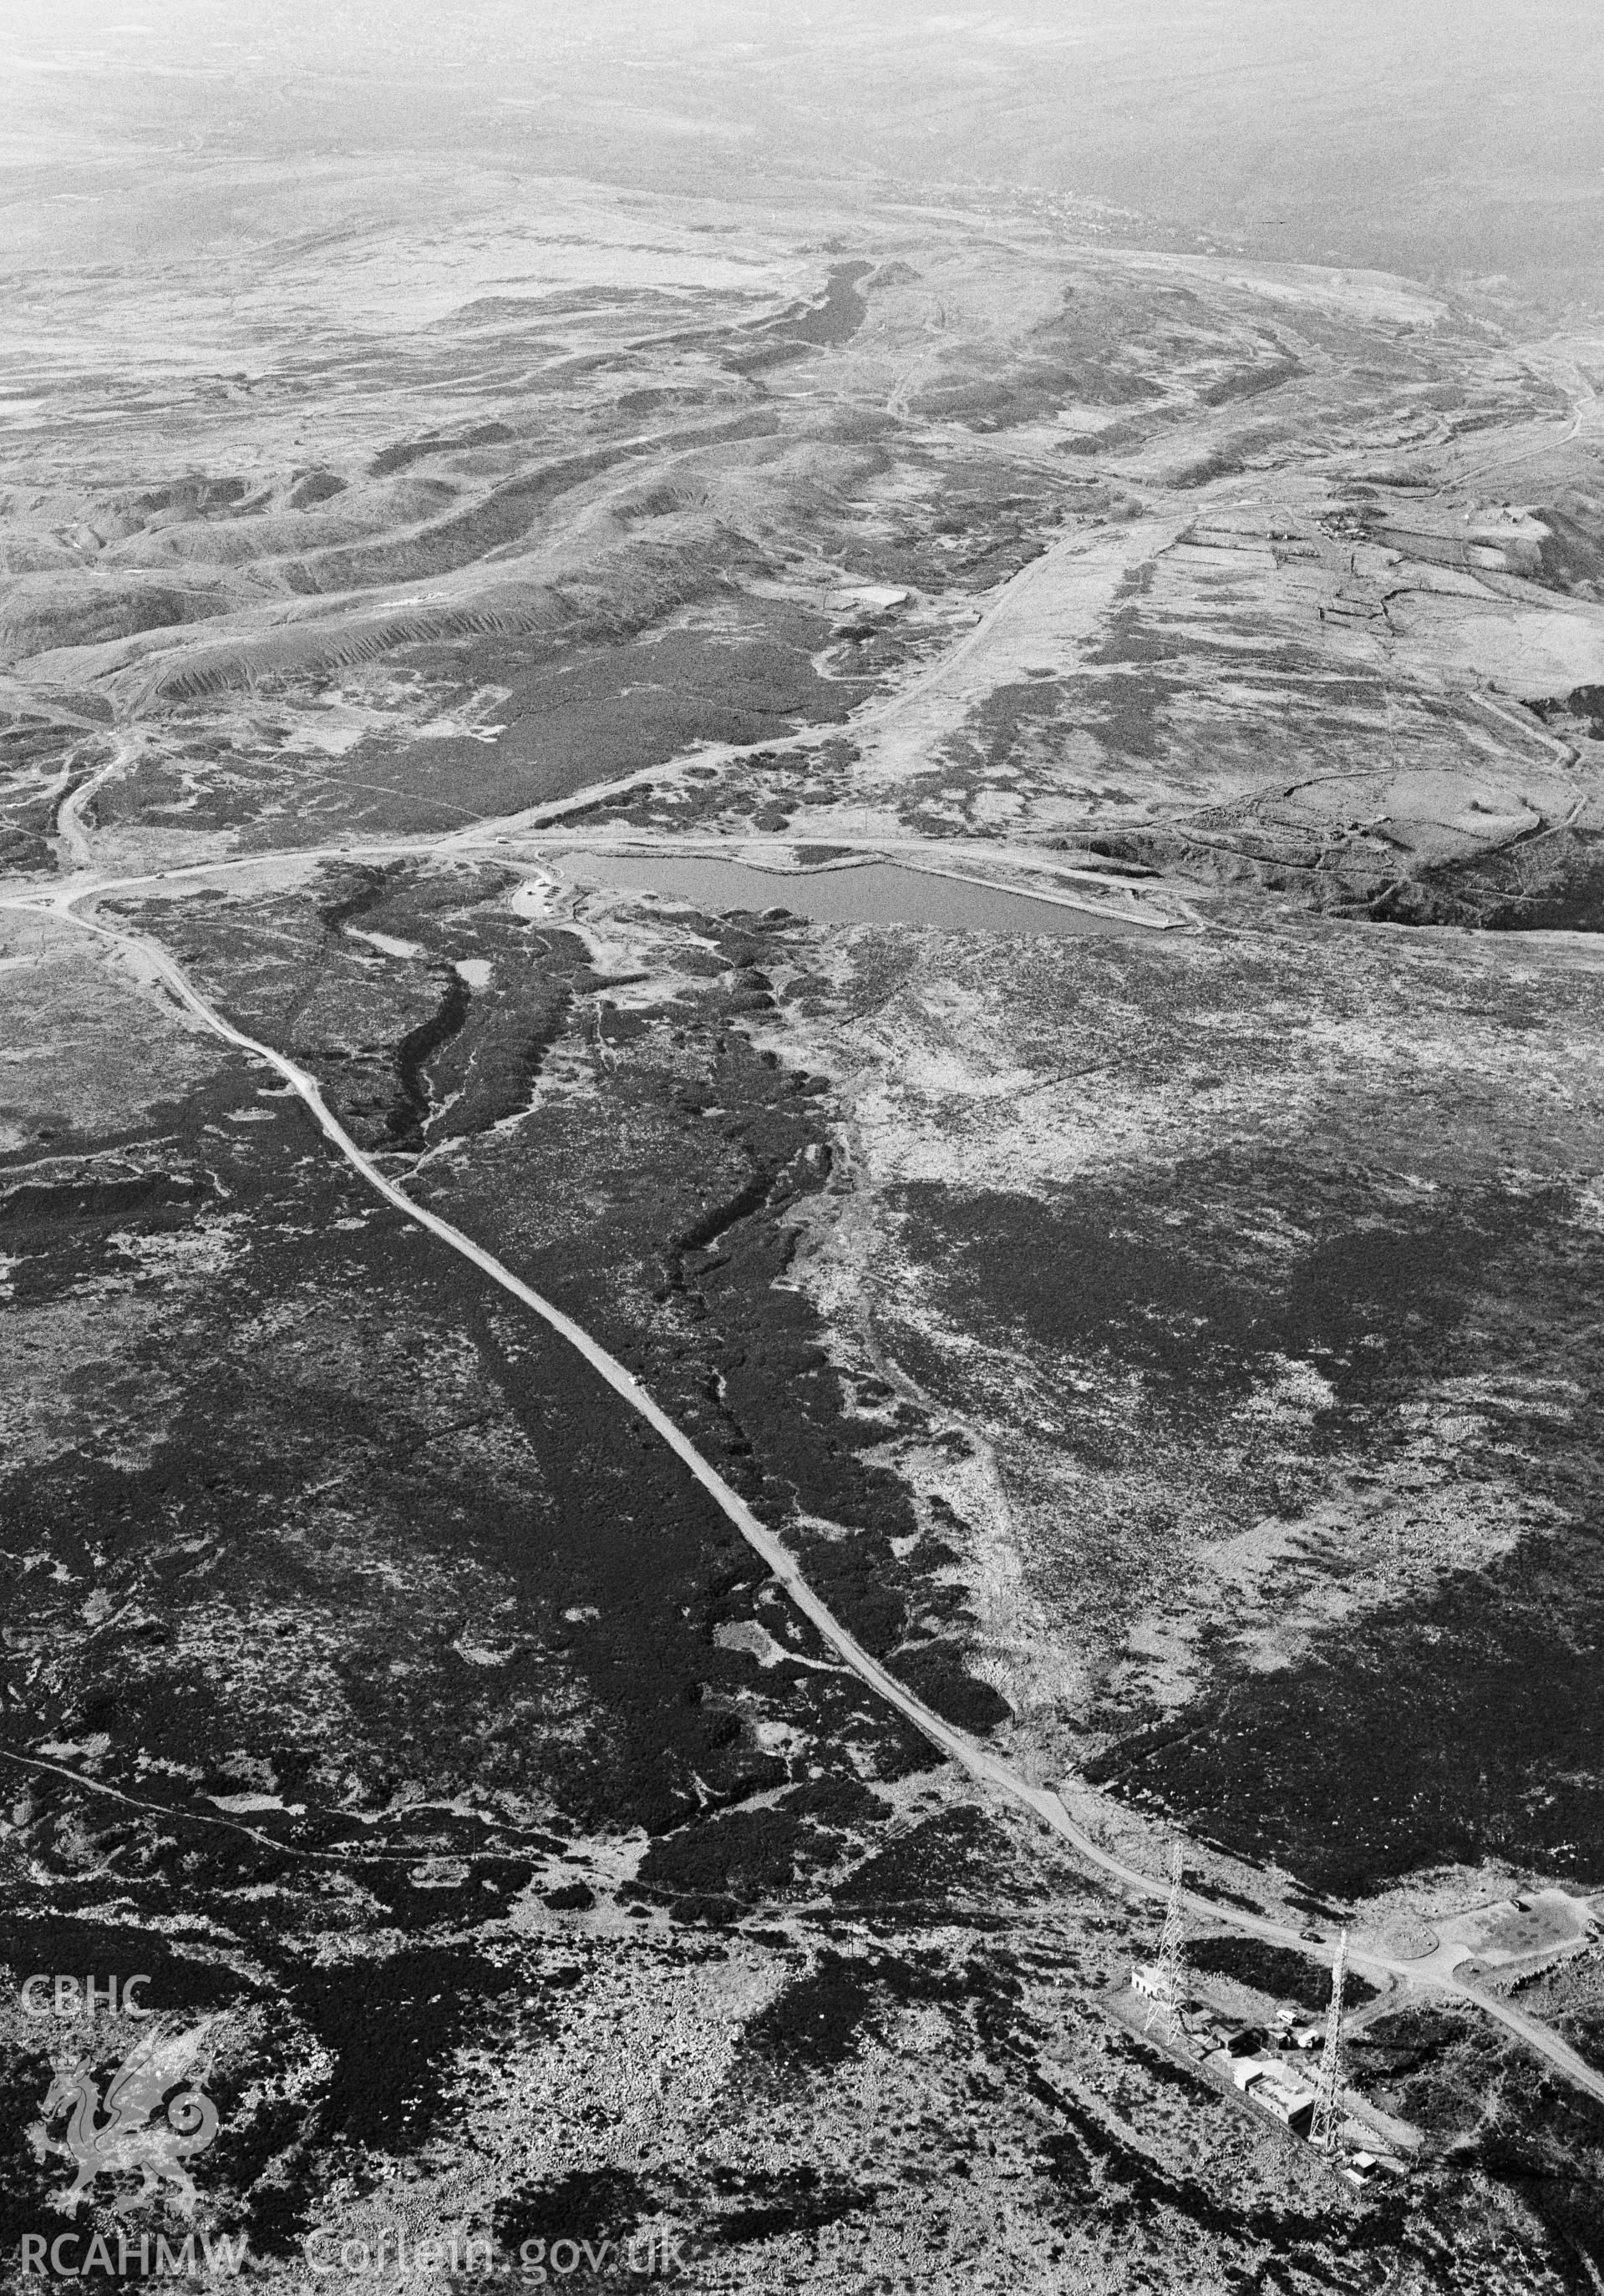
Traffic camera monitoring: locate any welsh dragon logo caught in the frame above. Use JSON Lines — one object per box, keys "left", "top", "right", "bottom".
{"left": 33, "top": 2019, "right": 221, "bottom": 2217}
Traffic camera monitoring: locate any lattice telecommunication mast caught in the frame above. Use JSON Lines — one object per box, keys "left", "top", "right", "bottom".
{"left": 1143, "top": 1841, "right": 1187, "bottom": 2042}
{"left": 1310, "top": 1929, "right": 1348, "bottom": 2151}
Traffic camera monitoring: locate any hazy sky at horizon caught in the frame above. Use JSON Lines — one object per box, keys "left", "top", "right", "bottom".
{"left": 6, "top": 2, "right": 1603, "bottom": 313}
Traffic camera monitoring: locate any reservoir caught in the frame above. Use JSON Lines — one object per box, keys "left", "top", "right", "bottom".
{"left": 554, "top": 850, "right": 1152, "bottom": 935}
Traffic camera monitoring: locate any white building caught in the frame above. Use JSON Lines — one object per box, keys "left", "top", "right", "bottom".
{"left": 1241, "top": 2065, "right": 1317, "bottom": 2136}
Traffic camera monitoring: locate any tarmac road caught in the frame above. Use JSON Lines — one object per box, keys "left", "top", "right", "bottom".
{"left": 3, "top": 495, "right": 1601, "bottom": 2113}
{"left": 5, "top": 869, "right": 1600, "bottom": 2115}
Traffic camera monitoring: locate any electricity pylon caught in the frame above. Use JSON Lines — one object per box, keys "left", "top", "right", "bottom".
{"left": 1144, "top": 1842, "right": 1187, "bottom": 2042}
{"left": 1310, "top": 1929, "right": 1348, "bottom": 2151}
